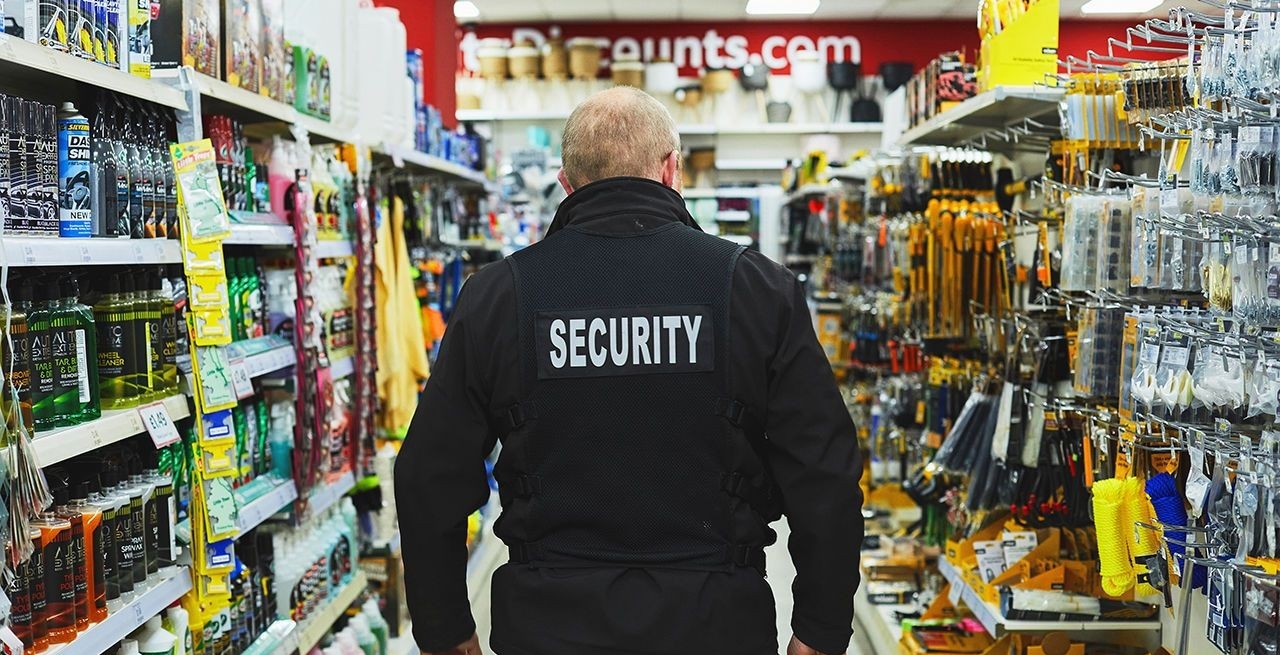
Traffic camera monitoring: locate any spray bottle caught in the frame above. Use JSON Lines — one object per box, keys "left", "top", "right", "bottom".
{"left": 32, "top": 488, "right": 77, "bottom": 644}
{"left": 57, "top": 102, "right": 93, "bottom": 238}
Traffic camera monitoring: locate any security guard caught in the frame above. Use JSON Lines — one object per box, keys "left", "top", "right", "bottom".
{"left": 395, "top": 87, "right": 863, "bottom": 655}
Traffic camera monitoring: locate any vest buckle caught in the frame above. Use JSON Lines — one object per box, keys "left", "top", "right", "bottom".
{"left": 503, "top": 402, "right": 539, "bottom": 429}
{"left": 730, "top": 544, "right": 767, "bottom": 575}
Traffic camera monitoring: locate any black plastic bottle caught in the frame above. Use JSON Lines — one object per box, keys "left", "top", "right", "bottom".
{"left": 88, "top": 469, "right": 121, "bottom": 611}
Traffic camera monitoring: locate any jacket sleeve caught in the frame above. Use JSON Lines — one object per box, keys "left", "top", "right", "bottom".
{"left": 765, "top": 278, "right": 864, "bottom": 654}
{"left": 394, "top": 282, "right": 497, "bottom": 652}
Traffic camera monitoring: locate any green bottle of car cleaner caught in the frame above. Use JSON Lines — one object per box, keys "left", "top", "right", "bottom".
{"left": 67, "top": 277, "right": 100, "bottom": 422}
{"left": 51, "top": 277, "right": 99, "bottom": 424}
{"left": 95, "top": 274, "right": 138, "bottom": 409}
{"left": 29, "top": 282, "right": 58, "bottom": 432}
{"left": 143, "top": 270, "right": 166, "bottom": 399}
{"left": 122, "top": 274, "right": 152, "bottom": 403}
{"left": 158, "top": 270, "right": 179, "bottom": 395}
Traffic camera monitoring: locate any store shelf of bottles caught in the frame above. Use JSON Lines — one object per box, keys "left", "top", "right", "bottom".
{"left": 0, "top": 37, "right": 189, "bottom": 110}
{"left": 236, "top": 478, "right": 299, "bottom": 533}
{"left": 375, "top": 144, "right": 490, "bottom": 186}
{"left": 228, "top": 335, "right": 296, "bottom": 378}
{"left": 329, "top": 355, "right": 355, "bottom": 380}
{"left": 0, "top": 236, "right": 183, "bottom": 267}
{"left": 315, "top": 240, "right": 355, "bottom": 259}
{"left": 243, "top": 619, "right": 299, "bottom": 655}
{"left": 296, "top": 570, "right": 370, "bottom": 654}
{"left": 936, "top": 558, "right": 1160, "bottom": 637}
{"left": 29, "top": 393, "right": 191, "bottom": 468}
{"left": 897, "top": 85, "right": 1064, "bottom": 148}
{"left": 44, "top": 566, "right": 193, "bottom": 655}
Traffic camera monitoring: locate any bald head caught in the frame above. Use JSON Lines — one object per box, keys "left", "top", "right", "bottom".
{"left": 560, "top": 87, "right": 682, "bottom": 190}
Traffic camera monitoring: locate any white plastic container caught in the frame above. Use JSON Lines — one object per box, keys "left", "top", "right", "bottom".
{"left": 164, "top": 606, "right": 190, "bottom": 655}
{"left": 135, "top": 616, "right": 177, "bottom": 655}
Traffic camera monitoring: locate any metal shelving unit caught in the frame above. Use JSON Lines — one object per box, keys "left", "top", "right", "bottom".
{"left": 375, "top": 144, "right": 490, "bottom": 186}
{"left": 243, "top": 620, "right": 300, "bottom": 655}
{"left": 0, "top": 38, "right": 188, "bottom": 110}
{"left": 897, "top": 85, "right": 1064, "bottom": 148}
{"left": 305, "top": 470, "right": 357, "bottom": 518}
{"left": 236, "top": 479, "right": 299, "bottom": 533}
{"left": 227, "top": 336, "right": 296, "bottom": 378}
{"left": 315, "top": 240, "right": 355, "bottom": 259}
{"left": 44, "top": 567, "right": 193, "bottom": 655}
{"left": 28, "top": 394, "right": 191, "bottom": 467}
{"left": 0, "top": 237, "right": 182, "bottom": 267}
{"left": 937, "top": 558, "right": 1161, "bottom": 637}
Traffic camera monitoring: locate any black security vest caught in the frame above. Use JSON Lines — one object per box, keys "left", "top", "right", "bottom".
{"left": 496, "top": 220, "right": 779, "bottom": 573}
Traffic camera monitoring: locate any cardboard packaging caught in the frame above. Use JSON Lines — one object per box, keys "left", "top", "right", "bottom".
{"left": 224, "top": 0, "right": 262, "bottom": 92}
{"left": 260, "top": 0, "right": 286, "bottom": 100}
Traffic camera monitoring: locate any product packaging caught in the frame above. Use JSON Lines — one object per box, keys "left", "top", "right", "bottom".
{"left": 148, "top": 0, "right": 183, "bottom": 73}
{"left": 127, "top": 0, "right": 151, "bottom": 78}
{"left": 224, "top": 0, "right": 262, "bottom": 92}
{"left": 260, "top": 0, "right": 286, "bottom": 101}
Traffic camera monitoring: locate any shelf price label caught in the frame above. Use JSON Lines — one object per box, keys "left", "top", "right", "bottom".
{"left": 229, "top": 358, "right": 255, "bottom": 399}
{"left": 139, "top": 402, "right": 181, "bottom": 448}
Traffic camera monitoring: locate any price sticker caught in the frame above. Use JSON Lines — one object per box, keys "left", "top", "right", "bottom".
{"left": 230, "top": 358, "right": 254, "bottom": 400}
{"left": 131, "top": 601, "right": 145, "bottom": 623}
{"left": 132, "top": 242, "right": 146, "bottom": 263}
{"left": 138, "top": 402, "right": 181, "bottom": 448}
{"left": 21, "top": 245, "right": 35, "bottom": 264}
{"left": 947, "top": 581, "right": 962, "bottom": 606}
{"left": 80, "top": 245, "right": 92, "bottom": 263}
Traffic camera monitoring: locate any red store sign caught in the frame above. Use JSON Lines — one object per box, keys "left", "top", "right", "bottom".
{"left": 460, "top": 21, "right": 980, "bottom": 77}
{"left": 461, "top": 20, "right": 1162, "bottom": 78}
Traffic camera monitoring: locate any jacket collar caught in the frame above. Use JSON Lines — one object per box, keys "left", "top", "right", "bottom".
{"left": 545, "top": 177, "right": 703, "bottom": 237}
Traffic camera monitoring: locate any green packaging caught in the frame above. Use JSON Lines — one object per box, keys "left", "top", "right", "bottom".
{"left": 95, "top": 274, "right": 140, "bottom": 410}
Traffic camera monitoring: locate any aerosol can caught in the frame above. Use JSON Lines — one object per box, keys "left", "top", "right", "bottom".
{"left": 57, "top": 103, "right": 93, "bottom": 238}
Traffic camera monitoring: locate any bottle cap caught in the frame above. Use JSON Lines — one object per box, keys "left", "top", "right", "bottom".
{"left": 104, "top": 273, "right": 122, "bottom": 296}
{"left": 52, "top": 486, "right": 68, "bottom": 506}
{"left": 71, "top": 482, "right": 88, "bottom": 500}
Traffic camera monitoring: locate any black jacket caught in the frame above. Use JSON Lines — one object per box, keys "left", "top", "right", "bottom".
{"left": 395, "top": 177, "right": 864, "bottom": 655}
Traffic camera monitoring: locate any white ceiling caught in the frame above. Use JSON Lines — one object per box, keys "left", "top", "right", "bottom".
{"left": 462, "top": 0, "right": 1174, "bottom": 22}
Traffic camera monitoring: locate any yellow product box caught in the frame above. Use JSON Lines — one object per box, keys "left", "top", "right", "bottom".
{"left": 978, "top": 0, "right": 1059, "bottom": 91}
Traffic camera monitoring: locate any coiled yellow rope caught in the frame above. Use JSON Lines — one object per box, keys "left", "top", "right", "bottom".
{"left": 1092, "top": 478, "right": 1134, "bottom": 596}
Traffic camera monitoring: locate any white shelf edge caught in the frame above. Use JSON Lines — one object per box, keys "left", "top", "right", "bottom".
{"left": 296, "top": 570, "right": 369, "bottom": 654}
{"left": 192, "top": 71, "right": 296, "bottom": 123}
{"left": 329, "top": 355, "right": 355, "bottom": 379}
{"left": 897, "top": 85, "right": 1064, "bottom": 148}
{"left": 376, "top": 145, "right": 489, "bottom": 186}
{"left": 226, "top": 223, "right": 296, "bottom": 246}
{"left": 243, "top": 346, "right": 297, "bottom": 378}
{"left": 715, "top": 210, "right": 752, "bottom": 222}
{"left": 936, "top": 558, "right": 1161, "bottom": 636}
{"left": 236, "top": 479, "right": 299, "bottom": 533}
{"left": 30, "top": 394, "right": 191, "bottom": 467}
{"left": 45, "top": 567, "right": 193, "bottom": 655}
{"left": 244, "top": 619, "right": 299, "bottom": 655}
{"left": 305, "top": 471, "right": 357, "bottom": 519}
{"left": 715, "top": 158, "right": 788, "bottom": 171}
{"left": 315, "top": 240, "right": 355, "bottom": 259}
{"left": 0, "top": 38, "right": 189, "bottom": 110}
{"left": 0, "top": 237, "right": 182, "bottom": 267}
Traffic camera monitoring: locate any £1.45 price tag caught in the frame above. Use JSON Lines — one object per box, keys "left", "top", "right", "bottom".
{"left": 139, "top": 402, "right": 181, "bottom": 448}
{"left": 229, "top": 358, "right": 254, "bottom": 400}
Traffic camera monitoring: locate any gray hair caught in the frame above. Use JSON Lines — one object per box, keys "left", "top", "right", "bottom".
{"left": 561, "top": 87, "right": 681, "bottom": 188}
